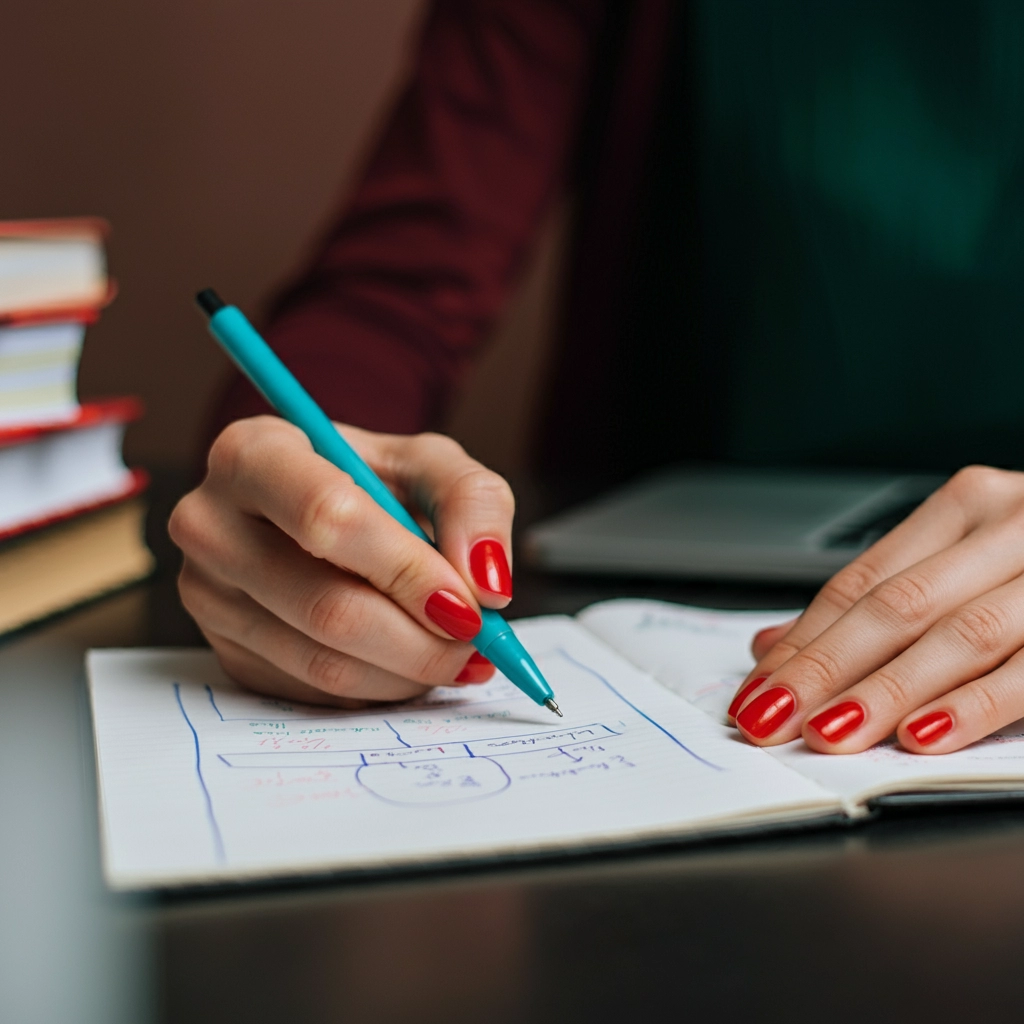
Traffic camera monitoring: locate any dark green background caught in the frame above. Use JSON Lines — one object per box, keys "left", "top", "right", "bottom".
{"left": 627, "top": 0, "right": 1024, "bottom": 473}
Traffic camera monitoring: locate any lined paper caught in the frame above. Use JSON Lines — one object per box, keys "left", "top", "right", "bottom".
{"left": 88, "top": 616, "right": 837, "bottom": 889}
{"left": 582, "top": 599, "right": 1024, "bottom": 809}
{"left": 579, "top": 599, "right": 800, "bottom": 721}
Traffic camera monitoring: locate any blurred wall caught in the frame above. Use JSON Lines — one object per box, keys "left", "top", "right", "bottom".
{"left": 1, "top": 0, "right": 562, "bottom": 477}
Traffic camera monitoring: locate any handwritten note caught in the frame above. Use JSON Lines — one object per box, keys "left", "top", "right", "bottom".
{"left": 88, "top": 616, "right": 836, "bottom": 889}
{"left": 579, "top": 600, "right": 800, "bottom": 721}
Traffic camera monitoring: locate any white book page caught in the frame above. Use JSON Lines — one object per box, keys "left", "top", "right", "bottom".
{"left": 88, "top": 617, "right": 837, "bottom": 890}
{"left": 578, "top": 599, "right": 800, "bottom": 722}
{"left": 579, "top": 599, "right": 1024, "bottom": 810}
{"left": 769, "top": 725, "right": 1024, "bottom": 809}
{"left": 0, "top": 422, "right": 132, "bottom": 530}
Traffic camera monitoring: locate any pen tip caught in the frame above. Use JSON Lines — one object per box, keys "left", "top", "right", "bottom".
{"left": 544, "top": 698, "right": 562, "bottom": 718}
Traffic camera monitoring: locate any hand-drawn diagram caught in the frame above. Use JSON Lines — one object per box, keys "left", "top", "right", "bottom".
{"left": 217, "top": 721, "right": 624, "bottom": 805}
{"left": 171, "top": 646, "right": 723, "bottom": 864}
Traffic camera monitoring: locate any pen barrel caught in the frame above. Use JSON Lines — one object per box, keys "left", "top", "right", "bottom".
{"left": 204, "top": 303, "right": 556, "bottom": 708}
{"left": 208, "top": 307, "right": 428, "bottom": 541}
{"left": 477, "top": 620, "right": 554, "bottom": 705}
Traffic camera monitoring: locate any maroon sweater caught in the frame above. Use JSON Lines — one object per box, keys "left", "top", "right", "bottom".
{"left": 213, "top": 0, "right": 670, "bottom": 447}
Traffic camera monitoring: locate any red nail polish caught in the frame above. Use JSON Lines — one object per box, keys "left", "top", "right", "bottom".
{"left": 906, "top": 710, "right": 953, "bottom": 747}
{"left": 736, "top": 687, "right": 795, "bottom": 739}
{"left": 454, "top": 652, "right": 495, "bottom": 683}
{"left": 469, "top": 539, "right": 513, "bottom": 599}
{"left": 808, "top": 701, "right": 865, "bottom": 743}
{"left": 728, "top": 676, "right": 767, "bottom": 720}
{"left": 425, "top": 590, "right": 482, "bottom": 642}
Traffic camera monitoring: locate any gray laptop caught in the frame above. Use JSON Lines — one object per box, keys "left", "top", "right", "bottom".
{"left": 523, "top": 467, "right": 946, "bottom": 584}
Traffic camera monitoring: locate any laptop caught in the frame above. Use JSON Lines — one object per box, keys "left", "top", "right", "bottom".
{"left": 523, "top": 466, "right": 946, "bottom": 584}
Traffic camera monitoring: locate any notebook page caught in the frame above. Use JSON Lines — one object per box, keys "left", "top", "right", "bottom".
{"left": 769, "top": 724, "right": 1024, "bottom": 809}
{"left": 578, "top": 599, "right": 801, "bottom": 722}
{"left": 88, "top": 617, "right": 837, "bottom": 889}
{"left": 578, "top": 599, "right": 1024, "bottom": 810}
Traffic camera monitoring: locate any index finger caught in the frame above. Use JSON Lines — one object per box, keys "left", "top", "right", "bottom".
{"left": 208, "top": 417, "right": 484, "bottom": 643}
{"left": 733, "top": 520, "right": 1024, "bottom": 745}
{"left": 731, "top": 482, "right": 970, "bottom": 710}
{"left": 346, "top": 428, "right": 516, "bottom": 610}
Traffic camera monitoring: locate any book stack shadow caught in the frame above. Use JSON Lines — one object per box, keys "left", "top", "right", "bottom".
{"left": 0, "top": 218, "right": 154, "bottom": 636}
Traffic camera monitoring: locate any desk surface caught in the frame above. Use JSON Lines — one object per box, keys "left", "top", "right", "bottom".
{"left": 4, "top": 540, "right": 1024, "bottom": 1023}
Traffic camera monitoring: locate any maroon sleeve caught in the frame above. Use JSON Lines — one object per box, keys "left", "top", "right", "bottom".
{"left": 211, "top": 0, "right": 603, "bottom": 440}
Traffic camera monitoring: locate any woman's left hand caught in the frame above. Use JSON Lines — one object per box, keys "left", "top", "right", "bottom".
{"left": 729, "top": 465, "right": 1024, "bottom": 755}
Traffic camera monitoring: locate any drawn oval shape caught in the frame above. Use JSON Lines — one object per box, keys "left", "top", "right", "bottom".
{"left": 356, "top": 757, "right": 510, "bottom": 805}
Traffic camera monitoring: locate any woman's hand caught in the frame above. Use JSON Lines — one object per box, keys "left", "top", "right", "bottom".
{"left": 169, "top": 416, "right": 515, "bottom": 707}
{"left": 729, "top": 466, "right": 1024, "bottom": 754}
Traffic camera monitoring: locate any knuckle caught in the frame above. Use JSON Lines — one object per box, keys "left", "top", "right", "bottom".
{"left": 791, "top": 644, "right": 845, "bottom": 692}
{"left": 866, "top": 573, "right": 934, "bottom": 628}
{"left": 207, "top": 418, "right": 256, "bottom": 477}
{"left": 306, "top": 586, "right": 368, "bottom": 648}
{"left": 408, "top": 644, "right": 465, "bottom": 686}
{"left": 167, "top": 492, "right": 207, "bottom": 553}
{"left": 868, "top": 667, "right": 915, "bottom": 709}
{"left": 452, "top": 467, "right": 515, "bottom": 517}
{"left": 947, "top": 465, "right": 1008, "bottom": 503}
{"left": 820, "top": 560, "right": 887, "bottom": 612}
{"left": 945, "top": 603, "right": 1011, "bottom": 659}
{"left": 968, "top": 680, "right": 1003, "bottom": 728}
{"left": 207, "top": 416, "right": 294, "bottom": 482}
{"left": 378, "top": 549, "right": 422, "bottom": 598}
{"left": 417, "top": 432, "right": 466, "bottom": 461}
{"left": 304, "top": 645, "right": 359, "bottom": 695}
{"left": 297, "top": 483, "right": 361, "bottom": 559}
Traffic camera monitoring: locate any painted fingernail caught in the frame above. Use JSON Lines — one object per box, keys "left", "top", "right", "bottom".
{"left": 736, "top": 687, "right": 795, "bottom": 740}
{"left": 425, "top": 590, "right": 482, "bottom": 642}
{"left": 454, "top": 651, "right": 495, "bottom": 684}
{"left": 808, "top": 701, "right": 865, "bottom": 744}
{"left": 906, "top": 710, "right": 953, "bottom": 747}
{"left": 728, "top": 676, "right": 768, "bottom": 720}
{"left": 469, "top": 539, "right": 513, "bottom": 599}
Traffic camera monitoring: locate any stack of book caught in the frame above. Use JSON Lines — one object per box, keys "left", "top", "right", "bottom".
{"left": 0, "top": 218, "right": 154, "bottom": 635}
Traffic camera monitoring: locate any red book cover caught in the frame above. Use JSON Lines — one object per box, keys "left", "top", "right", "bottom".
{"left": 0, "top": 467, "right": 150, "bottom": 545}
{"left": 0, "top": 217, "right": 114, "bottom": 324}
{"left": 0, "top": 396, "right": 143, "bottom": 450}
{"left": 0, "top": 217, "right": 110, "bottom": 240}
{"left": 0, "top": 293, "right": 114, "bottom": 328}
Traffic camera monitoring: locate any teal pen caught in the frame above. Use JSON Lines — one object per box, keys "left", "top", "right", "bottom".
{"left": 195, "top": 289, "right": 561, "bottom": 717}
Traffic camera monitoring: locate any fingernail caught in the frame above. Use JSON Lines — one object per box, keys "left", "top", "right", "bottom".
{"left": 736, "top": 687, "right": 795, "bottom": 740}
{"left": 454, "top": 651, "right": 495, "bottom": 683}
{"left": 425, "top": 590, "right": 482, "bottom": 642}
{"left": 469, "top": 539, "right": 513, "bottom": 599}
{"left": 906, "top": 710, "right": 953, "bottom": 747}
{"left": 728, "top": 676, "right": 767, "bottom": 720}
{"left": 753, "top": 627, "right": 775, "bottom": 645}
{"left": 808, "top": 701, "right": 865, "bottom": 744}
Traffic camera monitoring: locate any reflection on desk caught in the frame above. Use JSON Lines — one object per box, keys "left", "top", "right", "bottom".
{"left": 5, "top": 555, "right": 1024, "bottom": 1023}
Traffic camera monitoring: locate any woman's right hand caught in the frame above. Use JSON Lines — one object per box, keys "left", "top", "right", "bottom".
{"left": 168, "top": 416, "right": 517, "bottom": 708}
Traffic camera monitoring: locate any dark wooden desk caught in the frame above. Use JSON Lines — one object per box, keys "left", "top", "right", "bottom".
{"left": 4, "top": 530, "right": 1024, "bottom": 1023}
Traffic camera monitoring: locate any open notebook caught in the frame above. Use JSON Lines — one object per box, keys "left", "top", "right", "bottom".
{"left": 88, "top": 601, "right": 1024, "bottom": 890}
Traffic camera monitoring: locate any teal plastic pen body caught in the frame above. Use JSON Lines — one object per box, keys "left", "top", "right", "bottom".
{"left": 203, "top": 302, "right": 555, "bottom": 708}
